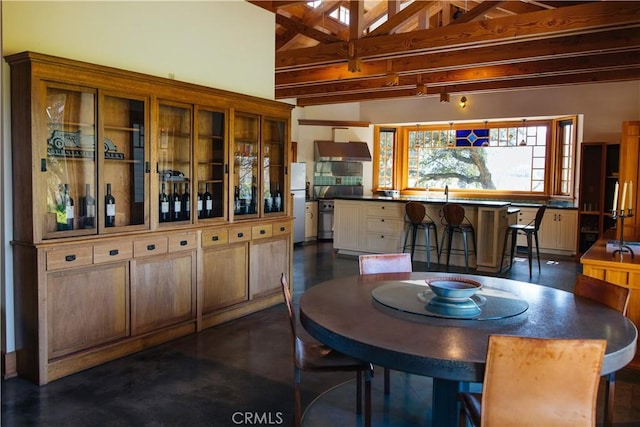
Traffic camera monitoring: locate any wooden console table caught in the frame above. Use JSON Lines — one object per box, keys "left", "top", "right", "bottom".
{"left": 581, "top": 239, "right": 640, "bottom": 370}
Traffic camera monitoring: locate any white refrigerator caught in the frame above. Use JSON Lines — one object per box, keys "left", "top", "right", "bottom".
{"left": 290, "top": 162, "right": 306, "bottom": 244}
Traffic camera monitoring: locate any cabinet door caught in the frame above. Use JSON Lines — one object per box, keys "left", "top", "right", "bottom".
{"left": 263, "top": 117, "right": 287, "bottom": 216}
{"left": 250, "top": 236, "right": 290, "bottom": 298}
{"left": 233, "top": 113, "right": 260, "bottom": 218}
{"left": 157, "top": 102, "right": 193, "bottom": 225}
{"left": 196, "top": 108, "right": 226, "bottom": 221}
{"left": 334, "top": 201, "right": 363, "bottom": 250}
{"left": 42, "top": 83, "right": 97, "bottom": 239}
{"left": 305, "top": 202, "right": 317, "bottom": 239}
{"left": 132, "top": 252, "right": 196, "bottom": 334}
{"left": 101, "top": 93, "right": 149, "bottom": 231}
{"left": 556, "top": 210, "right": 577, "bottom": 251}
{"left": 202, "top": 243, "right": 248, "bottom": 313}
{"left": 47, "top": 263, "right": 129, "bottom": 359}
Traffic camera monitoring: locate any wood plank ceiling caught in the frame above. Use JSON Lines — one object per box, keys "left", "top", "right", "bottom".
{"left": 249, "top": 1, "right": 640, "bottom": 107}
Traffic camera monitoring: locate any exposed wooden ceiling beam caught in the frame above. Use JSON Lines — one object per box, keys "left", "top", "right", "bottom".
{"left": 276, "top": 2, "right": 640, "bottom": 69}
{"left": 276, "top": 27, "right": 640, "bottom": 86}
{"left": 276, "top": 13, "right": 343, "bottom": 44}
{"left": 452, "top": 1, "right": 505, "bottom": 24}
{"left": 366, "top": 1, "right": 435, "bottom": 37}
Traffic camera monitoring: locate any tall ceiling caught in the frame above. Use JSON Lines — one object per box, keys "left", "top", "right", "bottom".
{"left": 249, "top": 1, "right": 640, "bottom": 106}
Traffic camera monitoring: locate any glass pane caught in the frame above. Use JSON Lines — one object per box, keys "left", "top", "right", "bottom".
{"left": 44, "top": 85, "right": 96, "bottom": 238}
{"left": 263, "top": 118, "right": 286, "bottom": 215}
{"left": 233, "top": 114, "right": 259, "bottom": 217}
{"left": 103, "top": 95, "right": 146, "bottom": 229}
{"left": 158, "top": 103, "right": 192, "bottom": 224}
{"left": 197, "top": 109, "right": 225, "bottom": 220}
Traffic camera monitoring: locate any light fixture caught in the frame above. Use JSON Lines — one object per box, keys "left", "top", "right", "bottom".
{"left": 459, "top": 96, "right": 467, "bottom": 108}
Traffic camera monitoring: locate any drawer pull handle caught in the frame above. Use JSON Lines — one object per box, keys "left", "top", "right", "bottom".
{"left": 280, "top": 227, "right": 285, "bottom": 232}
{"left": 381, "top": 219, "right": 385, "bottom": 222}
{"left": 65, "top": 255, "right": 76, "bottom": 262}
{"left": 212, "top": 236, "right": 219, "bottom": 241}
{"left": 260, "top": 229, "right": 266, "bottom": 235}
{"left": 237, "top": 232, "right": 244, "bottom": 238}
{"left": 147, "top": 244, "right": 156, "bottom": 251}
{"left": 109, "top": 249, "right": 119, "bottom": 256}
{"left": 180, "top": 240, "right": 188, "bottom": 246}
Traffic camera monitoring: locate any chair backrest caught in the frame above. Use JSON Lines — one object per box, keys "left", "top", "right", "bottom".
{"left": 481, "top": 335, "right": 606, "bottom": 427}
{"left": 358, "top": 253, "right": 412, "bottom": 274}
{"left": 281, "top": 273, "right": 297, "bottom": 340}
{"left": 443, "top": 203, "right": 466, "bottom": 226}
{"left": 574, "top": 273, "right": 630, "bottom": 316}
{"left": 405, "top": 202, "right": 426, "bottom": 224}
{"left": 533, "top": 204, "right": 547, "bottom": 230}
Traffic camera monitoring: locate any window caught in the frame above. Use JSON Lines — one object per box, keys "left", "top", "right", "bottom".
{"left": 375, "top": 128, "right": 396, "bottom": 189}
{"left": 375, "top": 118, "right": 575, "bottom": 198}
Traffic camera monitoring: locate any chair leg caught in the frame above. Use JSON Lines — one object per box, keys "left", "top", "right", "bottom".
{"left": 410, "top": 225, "right": 418, "bottom": 261}
{"left": 446, "top": 228, "right": 454, "bottom": 270}
{"left": 509, "top": 229, "right": 518, "bottom": 269}
{"left": 424, "top": 227, "right": 431, "bottom": 268}
{"left": 500, "top": 228, "right": 510, "bottom": 273}
{"left": 462, "top": 231, "right": 469, "bottom": 272}
{"left": 364, "top": 368, "right": 372, "bottom": 427}
{"left": 384, "top": 367, "right": 390, "bottom": 395}
{"left": 294, "top": 367, "right": 302, "bottom": 427}
{"left": 534, "top": 230, "right": 541, "bottom": 273}
{"left": 604, "top": 372, "right": 615, "bottom": 427}
{"left": 526, "top": 232, "right": 533, "bottom": 277}
{"left": 431, "top": 223, "right": 440, "bottom": 264}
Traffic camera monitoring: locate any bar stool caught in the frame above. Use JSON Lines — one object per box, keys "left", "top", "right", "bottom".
{"left": 500, "top": 204, "right": 546, "bottom": 277}
{"left": 402, "top": 202, "right": 439, "bottom": 268}
{"left": 440, "top": 203, "right": 476, "bottom": 272}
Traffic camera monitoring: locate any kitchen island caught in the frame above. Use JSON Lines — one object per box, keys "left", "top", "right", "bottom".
{"left": 333, "top": 196, "right": 515, "bottom": 273}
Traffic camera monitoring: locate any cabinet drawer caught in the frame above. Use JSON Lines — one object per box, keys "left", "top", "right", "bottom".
{"left": 366, "top": 217, "right": 405, "bottom": 234}
{"left": 133, "top": 236, "right": 168, "bottom": 258}
{"left": 168, "top": 232, "right": 197, "bottom": 252}
{"left": 366, "top": 233, "right": 402, "bottom": 253}
{"left": 272, "top": 220, "right": 291, "bottom": 236}
{"left": 93, "top": 241, "right": 133, "bottom": 264}
{"left": 366, "top": 203, "right": 404, "bottom": 218}
{"left": 202, "top": 229, "right": 229, "bottom": 247}
{"left": 252, "top": 224, "right": 273, "bottom": 239}
{"left": 46, "top": 246, "right": 94, "bottom": 271}
{"left": 228, "top": 226, "right": 252, "bottom": 243}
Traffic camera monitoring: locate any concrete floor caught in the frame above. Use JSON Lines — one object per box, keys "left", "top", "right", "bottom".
{"left": 2, "top": 241, "right": 639, "bottom": 426}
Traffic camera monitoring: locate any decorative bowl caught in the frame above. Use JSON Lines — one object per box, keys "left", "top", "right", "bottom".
{"left": 425, "top": 277, "right": 482, "bottom": 301}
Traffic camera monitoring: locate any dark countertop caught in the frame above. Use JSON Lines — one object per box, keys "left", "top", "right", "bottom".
{"left": 329, "top": 195, "right": 578, "bottom": 210}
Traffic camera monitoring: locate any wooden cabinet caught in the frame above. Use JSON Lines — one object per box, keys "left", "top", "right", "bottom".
{"left": 577, "top": 142, "right": 619, "bottom": 253}
{"left": 539, "top": 209, "right": 578, "bottom": 254}
{"left": 305, "top": 201, "right": 317, "bottom": 240}
{"left": 619, "top": 121, "right": 640, "bottom": 241}
{"left": 364, "top": 202, "right": 404, "bottom": 253}
{"left": 7, "top": 51, "right": 293, "bottom": 384}
{"left": 334, "top": 200, "right": 364, "bottom": 251}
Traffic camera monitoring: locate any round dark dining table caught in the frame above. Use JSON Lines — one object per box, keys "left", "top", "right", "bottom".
{"left": 299, "top": 272, "right": 638, "bottom": 427}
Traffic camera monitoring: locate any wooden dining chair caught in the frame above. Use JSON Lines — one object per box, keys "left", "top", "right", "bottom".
{"left": 458, "top": 335, "right": 606, "bottom": 427}
{"left": 358, "top": 253, "right": 412, "bottom": 395}
{"left": 280, "top": 273, "right": 373, "bottom": 427}
{"left": 574, "top": 273, "right": 630, "bottom": 427}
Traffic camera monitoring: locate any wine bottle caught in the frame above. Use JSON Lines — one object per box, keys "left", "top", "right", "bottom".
{"left": 105, "top": 183, "right": 116, "bottom": 227}
{"left": 82, "top": 183, "right": 95, "bottom": 228}
{"left": 203, "top": 183, "right": 213, "bottom": 218}
{"left": 159, "top": 183, "right": 170, "bottom": 223}
{"left": 182, "top": 182, "right": 190, "bottom": 221}
{"left": 64, "top": 184, "right": 74, "bottom": 230}
{"left": 171, "top": 183, "right": 182, "bottom": 221}
{"left": 196, "top": 185, "right": 203, "bottom": 219}
{"left": 274, "top": 182, "right": 282, "bottom": 212}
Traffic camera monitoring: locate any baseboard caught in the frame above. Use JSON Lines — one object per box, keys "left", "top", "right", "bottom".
{"left": 2, "top": 350, "right": 18, "bottom": 379}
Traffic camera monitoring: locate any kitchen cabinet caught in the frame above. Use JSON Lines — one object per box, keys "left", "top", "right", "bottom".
{"left": 539, "top": 209, "right": 578, "bottom": 254}
{"left": 577, "top": 142, "right": 619, "bottom": 254}
{"left": 364, "top": 202, "right": 404, "bottom": 253}
{"left": 305, "top": 201, "right": 318, "bottom": 240}
{"left": 7, "top": 51, "right": 293, "bottom": 384}
{"left": 334, "top": 200, "right": 365, "bottom": 251}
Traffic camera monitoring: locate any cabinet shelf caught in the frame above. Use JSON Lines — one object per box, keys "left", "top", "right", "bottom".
{"left": 104, "top": 125, "right": 142, "bottom": 132}
{"left": 47, "top": 121, "right": 94, "bottom": 128}
{"left": 198, "top": 134, "right": 223, "bottom": 140}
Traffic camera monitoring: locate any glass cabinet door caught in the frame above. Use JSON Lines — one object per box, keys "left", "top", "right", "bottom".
{"left": 233, "top": 113, "right": 259, "bottom": 218}
{"left": 101, "top": 93, "right": 148, "bottom": 231}
{"left": 263, "top": 117, "right": 287, "bottom": 215}
{"left": 157, "top": 102, "right": 193, "bottom": 225}
{"left": 43, "top": 84, "right": 97, "bottom": 239}
{"left": 196, "top": 108, "right": 226, "bottom": 221}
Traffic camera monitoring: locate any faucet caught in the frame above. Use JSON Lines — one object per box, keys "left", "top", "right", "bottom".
{"left": 444, "top": 185, "right": 449, "bottom": 203}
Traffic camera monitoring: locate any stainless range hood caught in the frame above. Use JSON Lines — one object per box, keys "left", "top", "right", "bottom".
{"left": 314, "top": 140, "right": 372, "bottom": 162}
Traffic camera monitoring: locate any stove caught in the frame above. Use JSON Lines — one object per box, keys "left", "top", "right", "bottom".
{"left": 318, "top": 200, "right": 335, "bottom": 240}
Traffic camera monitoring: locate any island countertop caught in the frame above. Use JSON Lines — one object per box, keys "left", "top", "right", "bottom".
{"left": 329, "top": 195, "right": 577, "bottom": 209}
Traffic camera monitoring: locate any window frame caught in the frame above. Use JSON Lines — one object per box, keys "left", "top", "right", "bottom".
{"left": 373, "top": 118, "right": 576, "bottom": 201}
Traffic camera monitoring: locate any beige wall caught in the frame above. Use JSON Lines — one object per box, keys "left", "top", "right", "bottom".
{"left": 0, "top": 0, "right": 276, "bottom": 356}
